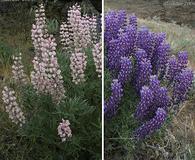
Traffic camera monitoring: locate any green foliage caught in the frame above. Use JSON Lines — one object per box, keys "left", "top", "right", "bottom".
{"left": 80, "top": 0, "right": 99, "bottom": 15}
{"left": 0, "top": 42, "right": 14, "bottom": 69}
{"left": 104, "top": 73, "right": 139, "bottom": 159}
{"left": 57, "top": 48, "right": 101, "bottom": 106}
{"left": 104, "top": 69, "right": 171, "bottom": 159}
{"left": 0, "top": 2, "right": 101, "bottom": 159}
{"left": 20, "top": 86, "right": 100, "bottom": 159}
{"left": 46, "top": 18, "right": 59, "bottom": 35}
{"left": 0, "top": 46, "right": 101, "bottom": 159}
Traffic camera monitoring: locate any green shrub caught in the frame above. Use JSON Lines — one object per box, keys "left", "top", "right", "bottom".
{"left": 0, "top": 3, "right": 101, "bottom": 159}
{"left": 0, "top": 47, "right": 101, "bottom": 159}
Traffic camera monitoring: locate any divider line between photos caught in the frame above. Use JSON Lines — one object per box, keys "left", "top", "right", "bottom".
{"left": 101, "top": 0, "right": 105, "bottom": 159}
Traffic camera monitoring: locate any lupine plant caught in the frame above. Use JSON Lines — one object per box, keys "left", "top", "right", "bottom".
{"left": 60, "top": 4, "right": 101, "bottom": 84}
{"left": 2, "top": 86, "right": 26, "bottom": 127}
{"left": 12, "top": 53, "right": 28, "bottom": 85}
{"left": 1, "top": 3, "right": 101, "bottom": 159}
{"left": 104, "top": 10, "right": 193, "bottom": 155}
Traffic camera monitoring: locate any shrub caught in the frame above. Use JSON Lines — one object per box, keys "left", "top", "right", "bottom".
{"left": 0, "top": 3, "right": 101, "bottom": 159}
{"left": 104, "top": 10, "right": 193, "bottom": 159}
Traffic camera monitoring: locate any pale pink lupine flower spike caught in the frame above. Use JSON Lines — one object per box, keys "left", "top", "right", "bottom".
{"left": 60, "top": 22, "right": 72, "bottom": 51}
{"left": 57, "top": 119, "right": 72, "bottom": 142}
{"left": 59, "top": 4, "right": 101, "bottom": 84}
{"left": 12, "top": 53, "right": 28, "bottom": 84}
{"left": 31, "top": 4, "right": 66, "bottom": 104}
{"left": 70, "top": 47, "right": 87, "bottom": 84}
{"left": 92, "top": 40, "right": 102, "bottom": 78}
{"left": 2, "top": 86, "right": 25, "bottom": 127}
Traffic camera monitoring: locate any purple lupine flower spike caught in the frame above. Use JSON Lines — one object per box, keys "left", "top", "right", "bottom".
{"left": 129, "top": 14, "right": 137, "bottom": 28}
{"left": 118, "top": 29, "right": 135, "bottom": 58}
{"left": 137, "top": 28, "right": 161, "bottom": 59}
{"left": 155, "top": 87, "right": 170, "bottom": 112}
{"left": 105, "top": 11, "right": 119, "bottom": 44}
{"left": 137, "top": 26, "right": 150, "bottom": 54}
{"left": 117, "top": 10, "right": 127, "bottom": 29}
{"left": 149, "top": 75, "right": 160, "bottom": 91}
{"left": 155, "top": 33, "right": 166, "bottom": 47}
{"left": 134, "top": 107, "right": 167, "bottom": 139}
{"left": 178, "top": 51, "right": 188, "bottom": 70}
{"left": 173, "top": 69, "right": 193, "bottom": 103}
{"left": 105, "top": 79, "right": 123, "bottom": 119}
{"left": 151, "top": 33, "right": 166, "bottom": 72}
{"left": 149, "top": 75, "right": 170, "bottom": 112}
{"left": 125, "top": 25, "right": 137, "bottom": 54}
{"left": 148, "top": 75, "right": 161, "bottom": 112}
{"left": 135, "top": 58, "right": 152, "bottom": 91}
{"left": 118, "top": 57, "right": 132, "bottom": 86}
{"left": 105, "top": 10, "right": 127, "bottom": 45}
{"left": 107, "top": 39, "right": 119, "bottom": 71}
{"left": 166, "top": 56, "right": 178, "bottom": 82}
{"left": 135, "top": 49, "right": 147, "bottom": 63}
{"left": 107, "top": 26, "right": 136, "bottom": 71}
{"left": 156, "top": 43, "right": 170, "bottom": 76}
{"left": 135, "top": 86, "right": 154, "bottom": 121}
{"left": 146, "top": 32, "right": 157, "bottom": 59}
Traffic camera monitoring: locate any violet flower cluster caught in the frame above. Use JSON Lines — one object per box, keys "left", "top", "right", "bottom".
{"left": 173, "top": 69, "right": 193, "bottom": 103}
{"left": 134, "top": 108, "right": 167, "bottom": 139}
{"left": 134, "top": 75, "right": 170, "bottom": 139}
{"left": 166, "top": 51, "right": 188, "bottom": 82}
{"left": 60, "top": 4, "right": 101, "bottom": 84}
{"left": 118, "top": 57, "right": 132, "bottom": 86}
{"left": 104, "top": 79, "right": 123, "bottom": 119}
{"left": 31, "top": 4, "right": 65, "bottom": 104}
{"left": 105, "top": 11, "right": 193, "bottom": 139}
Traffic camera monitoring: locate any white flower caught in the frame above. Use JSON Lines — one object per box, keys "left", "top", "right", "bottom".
{"left": 70, "top": 47, "right": 87, "bottom": 84}
{"left": 2, "top": 86, "right": 25, "bottom": 126}
{"left": 92, "top": 41, "right": 102, "bottom": 77}
{"left": 31, "top": 4, "right": 65, "bottom": 104}
{"left": 12, "top": 53, "right": 28, "bottom": 84}
{"left": 57, "top": 119, "right": 72, "bottom": 142}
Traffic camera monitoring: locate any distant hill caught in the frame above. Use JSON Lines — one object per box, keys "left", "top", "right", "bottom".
{"left": 105, "top": 0, "right": 195, "bottom": 28}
